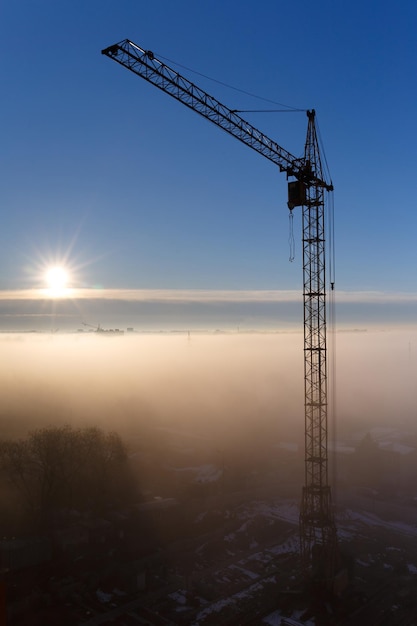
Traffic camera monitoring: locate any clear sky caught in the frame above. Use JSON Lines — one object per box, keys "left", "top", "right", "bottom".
{"left": 1, "top": 0, "right": 417, "bottom": 330}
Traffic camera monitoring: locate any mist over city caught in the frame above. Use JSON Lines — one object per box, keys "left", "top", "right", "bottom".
{"left": 1, "top": 328, "right": 417, "bottom": 624}
{"left": 2, "top": 329, "right": 415, "bottom": 443}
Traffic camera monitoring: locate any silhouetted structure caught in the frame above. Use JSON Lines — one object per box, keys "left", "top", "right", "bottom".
{"left": 101, "top": 39, "right": 338, "bottom": 587}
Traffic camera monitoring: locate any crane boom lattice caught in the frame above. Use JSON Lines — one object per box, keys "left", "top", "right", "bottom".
{"left": 102, "top": 39, "right": 338, "bottom": 586}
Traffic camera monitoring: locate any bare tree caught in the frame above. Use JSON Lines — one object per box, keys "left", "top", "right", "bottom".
{"left": 0, "top": 425, "right": 135, "bottom": 526}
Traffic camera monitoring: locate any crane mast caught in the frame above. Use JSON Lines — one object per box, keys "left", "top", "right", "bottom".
{"left": 300, "top": 111, "right": 337, "bottom": 584}
{"left": 102, "top": 39, "right": 337, "bottom": 585}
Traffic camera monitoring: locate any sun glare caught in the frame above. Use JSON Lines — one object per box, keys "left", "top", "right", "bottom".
{"left": 45, "top": 266, "right": 70, "bottom": 295}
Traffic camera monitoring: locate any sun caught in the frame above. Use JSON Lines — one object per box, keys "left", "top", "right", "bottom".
{"left": 44, "top": 266, "right": 70, "bottom": 295}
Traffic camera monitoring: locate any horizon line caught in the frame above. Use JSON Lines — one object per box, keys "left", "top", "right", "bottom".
{"left": 0, "top": 287, "right": 416, "bottom": 304}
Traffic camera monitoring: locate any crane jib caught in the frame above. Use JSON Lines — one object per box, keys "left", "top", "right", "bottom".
{"left": 101, "top": 40, "right": 331, "bottom": 191}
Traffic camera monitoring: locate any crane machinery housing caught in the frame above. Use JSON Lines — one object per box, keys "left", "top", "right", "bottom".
{"left": 102, "top": 38, "right": 338, "bottom": 589}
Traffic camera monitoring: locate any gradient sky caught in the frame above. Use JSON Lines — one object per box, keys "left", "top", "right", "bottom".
{"left": 1, "top": 0, "right": 416, "bottom": 330}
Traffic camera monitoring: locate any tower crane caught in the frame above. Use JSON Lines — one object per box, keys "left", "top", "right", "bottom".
{"left": 102, "top": 39, "right": 338, "bottom": 586}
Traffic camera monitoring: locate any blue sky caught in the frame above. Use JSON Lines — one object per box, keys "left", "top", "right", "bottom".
{"left": 1, "top": 0, "right": 417, "bottom": 330}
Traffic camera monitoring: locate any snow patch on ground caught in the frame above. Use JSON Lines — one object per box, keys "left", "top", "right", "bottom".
{"left": 338, "top": 508, "right": 417, "bottom": 538}
{"left": 262, "top": 608, "right": 315, "bottom": 625}
{"left": 168, "top": 590, "right": 187, "bottom": 605}
{"left": 228, "top": 564, "right": 259, "bottom": 580}
{"left": 193, "top": 577, "right": 277, "bottom": 625}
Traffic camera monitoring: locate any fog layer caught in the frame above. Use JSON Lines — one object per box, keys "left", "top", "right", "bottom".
{"left": 0, "top": 330, "right": 415, "bottom": 445}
